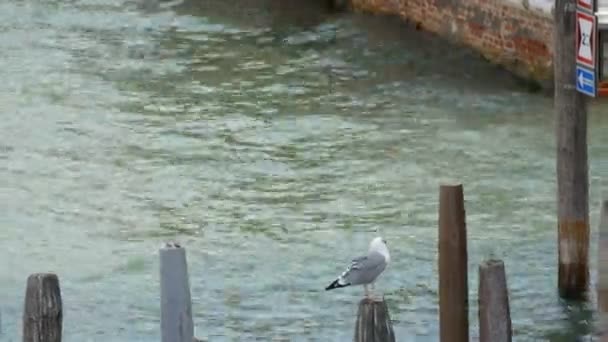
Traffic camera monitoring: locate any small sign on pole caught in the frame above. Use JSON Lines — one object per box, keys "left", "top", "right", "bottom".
{"left": 576, "top": 65, "right": 597, "bottom": 97}
{"left": 575, "top": 6, "right": 598, "bottom": 97}
{"left": 576, "top": 11, "right": 597, "bottom": 69}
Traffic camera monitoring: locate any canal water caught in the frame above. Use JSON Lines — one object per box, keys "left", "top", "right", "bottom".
{"left": 1, "top": 0, "right": 607, "bottom": 341}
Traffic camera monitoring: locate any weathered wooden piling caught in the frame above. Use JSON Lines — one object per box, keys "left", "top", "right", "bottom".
{"left": 22, "top": 273, "right": 62, "bottom": 342}
{"left": 557, "top": 219, "right": 590, "bottom": 300}
{"left": 478, "top": 259, "right": 512, "bottom": 342}
{"left": 554, "top": 0, "right": 590, "bottom": 300}
{"left": 353, "top": 297, "right": 395, "bottom": 342}
{"left": 160, "top": 242, "right": 194, "bottom": 342}
{"left": 328, "top": 0, "right": 348, "bottom": 11}
{"left": 598, "top": 199, "right": 608, "bottom": 339}
{"left": 438, "top": 184, "right": 469, "bottom": 342}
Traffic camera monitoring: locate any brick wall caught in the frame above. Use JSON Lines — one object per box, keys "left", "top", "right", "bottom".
{"left": 348, "top": 0, "right": 555, "bottom": 87}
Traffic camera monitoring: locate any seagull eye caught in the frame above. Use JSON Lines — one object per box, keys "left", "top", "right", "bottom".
{"left": 382, "top": 239, "right": 387, "bottom": 244}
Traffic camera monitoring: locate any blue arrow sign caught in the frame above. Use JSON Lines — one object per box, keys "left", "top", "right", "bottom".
{"left": 576, "top": 65, "right": 596, "bottom": 97}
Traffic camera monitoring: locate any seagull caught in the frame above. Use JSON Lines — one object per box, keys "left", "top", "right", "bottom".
{"left": 325, "top": 236, "right": 390, "bottom": 298}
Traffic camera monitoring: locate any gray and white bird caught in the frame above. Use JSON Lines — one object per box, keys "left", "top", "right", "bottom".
{"left": 325, "top": 236, "right": 390, "bottom": 298}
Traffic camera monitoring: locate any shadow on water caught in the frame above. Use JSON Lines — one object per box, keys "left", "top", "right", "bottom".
{"left": 107, "top": 0, "right": 554, "bottom": 121}
{"left": 170, "top": 0, "right": 337, "bottom": 32}
{"left": 544, "top": 298, "right": 596, "bottom": 341}
{"left": 146, "top": 0, "right": 547, "bottom": 94}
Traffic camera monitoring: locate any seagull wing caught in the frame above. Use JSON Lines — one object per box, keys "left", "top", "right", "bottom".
{"left": 325, "top": 251, "right": 387, "bottom": 290}
{"left": 342, "top": 251, "right": 387, "bottom": 286}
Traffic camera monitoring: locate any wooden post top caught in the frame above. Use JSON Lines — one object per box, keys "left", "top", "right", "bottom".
{"left": 354, "top": 296, "right": 395, "bottom": 342}
{"left": 480, "top": 259, "right": 504, "bottom": 268}
{"left": 161, "top": 241, "right": 183, "bottom": 249}
{"left": 358, "top": 297, "right": 386, "bottom": 305}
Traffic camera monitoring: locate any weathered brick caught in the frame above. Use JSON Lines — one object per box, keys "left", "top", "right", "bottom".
{"left": 349, "top": 0, "right": 553, "bottom": 85}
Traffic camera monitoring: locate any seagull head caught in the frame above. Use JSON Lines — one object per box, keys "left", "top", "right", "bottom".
{"left": 369, "top": 236, "right": 390, "bottom": 262}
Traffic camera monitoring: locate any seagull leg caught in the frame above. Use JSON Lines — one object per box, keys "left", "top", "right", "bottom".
{"left": 364, "top": 284, "right": 370, "bottom": 298}
{"left": 370, "top": 283, "right": 376, "bottom": 299}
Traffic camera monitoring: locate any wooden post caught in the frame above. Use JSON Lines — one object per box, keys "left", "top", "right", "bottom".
{"left": 598, "top": 199, "right": 608, "bottom": 339}
{"left": 160, "top": 242, "right": 194, "bottom": 342}
{"left": 353, "top": 297, "right": 395, "bottom": 342}
{"left": 22, "top": 273, "right": 62, "bottom": 342}
{"left": 478, "top": 259, "right": 512, "bottom": 342}
{"left": 554, "top": 0, "right": 590, "bottom": 300}
{"left": 328, "top": 0, "right": 348, "bottom": 11}
{"left": 438, "top": 184, "right": 469, "bottom": 342}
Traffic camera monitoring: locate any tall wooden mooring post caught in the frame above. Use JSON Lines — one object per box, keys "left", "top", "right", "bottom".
{"left": 553, "top": 0, "right": 593, "bottom": 299}
{"left": 598, "top": 199, "right": 608, "bottom": 339}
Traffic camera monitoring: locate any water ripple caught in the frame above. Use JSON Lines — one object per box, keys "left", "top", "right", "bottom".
{"left": 1, "top": 0, "right": 608, "bottom": 341}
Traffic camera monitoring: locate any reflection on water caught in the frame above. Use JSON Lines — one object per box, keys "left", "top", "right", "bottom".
{"left": 0, "top": 0, "right": 607, "bottom": 341}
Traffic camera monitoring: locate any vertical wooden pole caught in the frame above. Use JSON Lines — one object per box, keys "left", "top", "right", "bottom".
{"left": 160, "top": 242, "right": 194, "bottom": 342}
{"left": 438, "top": 184, "right": 469, "bottom": 342}
{"left": 598, "top": 199, "right": 608, "bottom": 339}
{"left": 554, "top": 0, "right": 590, "bottom": 300}
{"left": 478, "top": 259, "right": 512, "bottom": 342}
{"left": 328, "top": 0, "right": 348, "bottom": 11}
{"left": 22, "top": 273, "right": 62, "bottom": 342}
{"left": 353, "top": 297, "right": 396, "bottom": 342}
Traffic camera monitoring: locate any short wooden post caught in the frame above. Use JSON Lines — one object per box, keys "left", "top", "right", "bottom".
{"left": 160, "top": 242, "right": 194, "bottom": 342}
{"left": 598, "top": 199, "right": 608, "bottom": 338}
{"left": 478, "top": 259, "right": 512, "bottom": 342}
{"left": 438, "top": 184, "right": 469, "bottom": 342}
{"left": 353, "top": 297, "right": 395, "bottom": 342}
{"left": 22, "top": 273, "right": 62, "bottom": 342}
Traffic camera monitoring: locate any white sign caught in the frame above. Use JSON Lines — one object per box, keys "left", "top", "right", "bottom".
{"left": 576, "top": 11, "right": 597, "bottom": 69}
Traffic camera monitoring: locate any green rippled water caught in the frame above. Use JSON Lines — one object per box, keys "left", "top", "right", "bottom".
{"left": 1, "top": 0, "right": 607, "bottom": 341}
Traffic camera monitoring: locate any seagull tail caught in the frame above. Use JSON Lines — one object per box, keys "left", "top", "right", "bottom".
{"left": 325, "top": 278, "right": 349, "bottom": 291}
